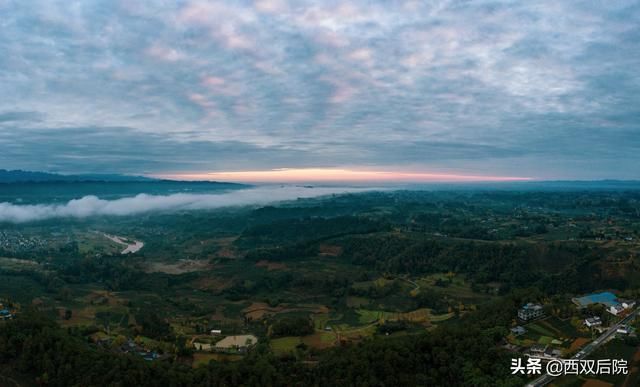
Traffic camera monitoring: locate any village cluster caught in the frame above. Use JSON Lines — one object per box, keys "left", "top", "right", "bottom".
{"left": 89, "top": 328, "right": 259, "bottom": 363}
{"left": 506, "top": 292, "right": 638, "bottom": 363}
{"left": 0, "top": 230, "right": 47, "bottom": 252}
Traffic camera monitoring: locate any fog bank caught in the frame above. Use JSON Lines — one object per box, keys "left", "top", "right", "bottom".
{"left": 0, "top": 186, "right": 373, "bottom": 223}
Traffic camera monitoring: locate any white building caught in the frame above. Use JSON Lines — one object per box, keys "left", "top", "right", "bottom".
{"left": 584, "top": 317, "right": 602, "bottom": 328}
{"left": 518, "top": 303, "right": 544, "bottom": 321}
{"left": 609, "top": 304, "right": 625, "bottom": 316}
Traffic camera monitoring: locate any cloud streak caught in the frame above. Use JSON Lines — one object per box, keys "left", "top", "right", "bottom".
{"left": 0, "top": 186, "right": 373, "bottom": 223}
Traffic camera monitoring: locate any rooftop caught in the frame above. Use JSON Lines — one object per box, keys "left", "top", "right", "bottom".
{"left": 573, "top": 292, "right": 619, "bottom": 307}
{"left": 215, "top": 335, "right": 258, "bottom": 349}
{"left": 521, "top": 303, "right": 543, "bottom": 311}
{"left": 530, "top": 344, "right": 547, "bottom": 352}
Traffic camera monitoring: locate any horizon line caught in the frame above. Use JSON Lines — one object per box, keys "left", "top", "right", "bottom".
{"left": 152, "top": 168, "right": 534, "bottom": 183}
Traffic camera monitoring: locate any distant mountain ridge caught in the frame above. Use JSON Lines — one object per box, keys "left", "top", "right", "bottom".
{"left": 0, "top": 170, "right": 249, "bottom": 204}
{"left": 0, "top": 169, "right": 153, "bottom": 183}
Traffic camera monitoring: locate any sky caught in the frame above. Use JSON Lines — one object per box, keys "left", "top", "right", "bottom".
{"left": 0, "top": 0, "right": 639, "bottom": 182}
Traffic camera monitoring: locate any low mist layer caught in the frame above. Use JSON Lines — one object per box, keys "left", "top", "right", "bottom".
{"left": 0, "top": 186, "right": 371, "bottom": 223}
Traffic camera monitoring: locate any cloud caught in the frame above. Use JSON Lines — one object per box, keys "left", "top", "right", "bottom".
{"left": 0, "top": 111, "right": 44, "bottom": 123}
{"left": 0, "top": 124, "right": 547, "bottom": 175}
{"left": 254, "top": 0, "right": 288, "bottom": 14}
{"left": 0, "top": 1, "right": 638, "bottom": 179}
{"left": 0, "top": 126, "right": 328, "bottom": 173}
{"left": 145, "top": 44, "right": 185, "bottom": 62}
{"left": 0, "top": 186, "right": 373, "bottom": 223}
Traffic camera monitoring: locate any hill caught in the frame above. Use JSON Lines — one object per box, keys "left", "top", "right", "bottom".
{"left": 0, "top": 169, "right": 152, "bottom": 183}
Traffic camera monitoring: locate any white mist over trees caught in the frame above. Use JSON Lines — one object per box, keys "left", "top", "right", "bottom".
{"left": 0, "top": 186, "right": 372, "bottom": 223}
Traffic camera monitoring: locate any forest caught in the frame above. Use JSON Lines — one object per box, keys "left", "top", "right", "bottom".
{"left": 1, "top": 188, "right": 640, "bottom": 386}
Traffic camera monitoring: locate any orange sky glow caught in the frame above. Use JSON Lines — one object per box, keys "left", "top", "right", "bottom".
{"left": 154, "top": 168, "right": 533, "bottom": 183}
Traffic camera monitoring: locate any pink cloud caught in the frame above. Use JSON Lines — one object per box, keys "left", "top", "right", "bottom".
{"left": 202, "top": 76, "right": 226, "bottom": 87}
{"left": 201, "top": 75, "right": 243, "bottom": 97}
{"left": 320, "top": 75, "right": 357, "bottom": 104}
{"left": 187, "top": 93, "right": 225, "bottom": 120}
{"left": 178, "top": 2, "right": 256, "bottom": 51}
{"left": 219, "top": 26, "right": 255, "bottom": 50}
{"left": 254, "top": 0, "right": 288, "bottom": 14}
{"left": 330, "top": 83, "right": 356, "bottom": 104}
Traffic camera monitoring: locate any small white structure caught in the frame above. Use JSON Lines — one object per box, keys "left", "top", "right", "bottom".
{"left": 210, "top": 329, "right": 222, "bottom": 335}
{"left": 609, "top": 304, "right": 625, "bottom": 316}
{"left": 584, "top": 317, "right": 602, "bottom": 328}
{"left": 511, "top": 326, "right": 526, "bottom": 336}
{"left": 617, "top": 326, "right": 630, "bottom": 335}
